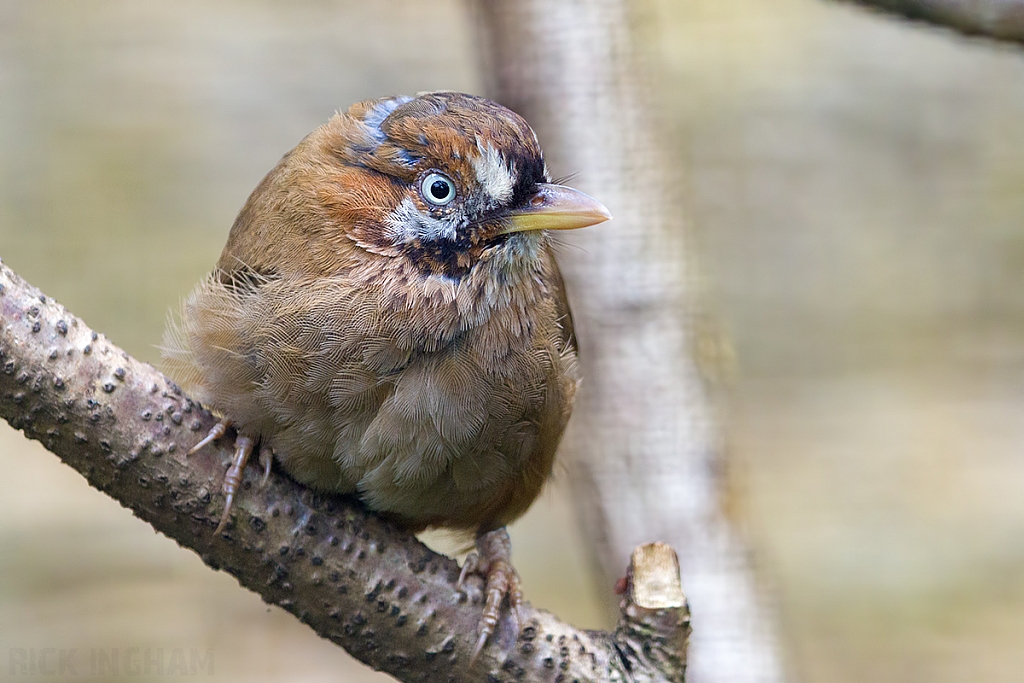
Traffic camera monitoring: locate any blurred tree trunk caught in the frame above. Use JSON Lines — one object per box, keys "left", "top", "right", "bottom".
{"left": 471, "top": 3, "right": 786, "bottom": 682}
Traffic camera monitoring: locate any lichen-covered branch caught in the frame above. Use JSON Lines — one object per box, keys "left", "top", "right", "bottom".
{"left": 840, "top": 0, "right": 1024, "bottom": 44}
{"left": 0, "top": 259, "right": 689, "bottom": 683}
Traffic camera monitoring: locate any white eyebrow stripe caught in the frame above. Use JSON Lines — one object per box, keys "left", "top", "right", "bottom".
{"left": 472, "top": 139, "right": 516, "bottom": 204}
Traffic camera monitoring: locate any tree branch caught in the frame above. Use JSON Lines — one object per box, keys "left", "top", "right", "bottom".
{"left": 839, "top": 0, "right": 1024, "bottom": 44}
{"left": 0, "top": 258, "right": 689, "bottom": 682}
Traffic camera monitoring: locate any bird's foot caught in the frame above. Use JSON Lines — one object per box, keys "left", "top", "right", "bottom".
{"left": 188, "top": 419, "right": 263, "bottom": 533}
{"left": 214, "top": 435, "right": 256, "bottom": 534}
{"left": 457, "top": 527, "right": 523, "bottom": 661}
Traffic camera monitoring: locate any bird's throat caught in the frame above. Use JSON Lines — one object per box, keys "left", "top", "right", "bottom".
{"left": 397, "top": 232, "right": 516, "bottom": 280}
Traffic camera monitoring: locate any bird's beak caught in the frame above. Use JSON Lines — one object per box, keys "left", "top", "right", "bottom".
{"left": 499, "top": 183, "right": 612, "bottom": 234}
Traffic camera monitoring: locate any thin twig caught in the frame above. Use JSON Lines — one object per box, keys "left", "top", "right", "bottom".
{"left": 840, "top": 0, "right": 1024, "bottom": 45}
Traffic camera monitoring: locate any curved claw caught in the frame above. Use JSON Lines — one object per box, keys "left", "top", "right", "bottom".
{"left": 471, "top": 632, "right": 490, "bottom": 663}
{"left": 189, "top": 418, "right": 231, "bottom": 455}
{"left": 259, "top": 446, "right": 273, "bottom": 485}
{"left": 457, "top": 551, "right": 479, "bottom": 592}
{"left": 214, "top": 491, "right": 235, "bottom": 534}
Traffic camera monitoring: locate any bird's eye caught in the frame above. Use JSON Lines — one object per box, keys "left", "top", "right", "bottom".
{"left": 420, "top": 172, "right": 456, "bottom": 206}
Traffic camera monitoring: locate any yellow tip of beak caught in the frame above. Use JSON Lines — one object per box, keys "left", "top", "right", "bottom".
{"left": 500, "top": 183, "right": 612, "bottom": 234}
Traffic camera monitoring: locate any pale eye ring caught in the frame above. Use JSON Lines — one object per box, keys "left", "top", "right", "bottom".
{"left": 420, "top": 172, "right": 456, "bottom": 206}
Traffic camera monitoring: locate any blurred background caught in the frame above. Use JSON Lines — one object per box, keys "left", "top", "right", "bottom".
{"left": 1, "top": 1, "right": 1023, "bottom": 681}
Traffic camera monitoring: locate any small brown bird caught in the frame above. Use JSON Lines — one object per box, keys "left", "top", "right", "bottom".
{"left": 162, "top": 92, "right": 610, "bottom": 653}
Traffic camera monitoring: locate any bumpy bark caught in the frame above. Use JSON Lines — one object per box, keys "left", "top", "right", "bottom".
{"left": 0, "top": 259, "right": 689, "bottom": 682}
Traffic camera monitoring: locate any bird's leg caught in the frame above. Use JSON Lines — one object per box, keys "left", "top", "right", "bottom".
{"left": 457, "top": 527, "right": 524, "bottom": 661}
{"left": 188, "top": 418, "right": 231, "bottom": 455}
{"left": 214, "top": 435, "right": 255, "bottom": 534}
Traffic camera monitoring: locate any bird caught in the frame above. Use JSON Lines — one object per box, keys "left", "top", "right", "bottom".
{"left": 161, "top": 91, "right": 610, "bottom": 655}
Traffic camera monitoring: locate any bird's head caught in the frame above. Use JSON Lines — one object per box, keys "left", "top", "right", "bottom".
{"left": 222, "top": 92, "right": 610, "bottom": 281}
